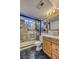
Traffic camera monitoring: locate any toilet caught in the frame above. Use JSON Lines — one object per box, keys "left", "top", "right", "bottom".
{"left": 35, "top": 41, "right": 41, "bottom": 51}
{"left": 34, "top": 34, "right": 43, "bottom": 51}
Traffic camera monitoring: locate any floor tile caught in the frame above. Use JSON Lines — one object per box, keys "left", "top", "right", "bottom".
{"left": 20, "top": 47, "right": 50, "bottom": 59}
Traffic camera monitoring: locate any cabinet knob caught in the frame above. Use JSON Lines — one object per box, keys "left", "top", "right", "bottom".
{"left": 55, "top": 49, "right": 57, "bottom": 51}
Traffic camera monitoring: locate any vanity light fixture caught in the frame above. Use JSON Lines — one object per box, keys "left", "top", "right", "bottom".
{"left": 44, "top": 7, "right": 59, "bottom": 22}
{"left": 47, "top": 7, "right": 59, "bottom": 17}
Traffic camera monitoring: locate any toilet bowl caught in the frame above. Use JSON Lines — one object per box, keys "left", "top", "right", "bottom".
{"left": 35, "top": 41, "right": 41, "bottom": 51}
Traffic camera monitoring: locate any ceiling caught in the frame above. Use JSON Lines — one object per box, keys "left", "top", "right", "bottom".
{"left": 20, "top": 0, "right": 59, "bottom": 20}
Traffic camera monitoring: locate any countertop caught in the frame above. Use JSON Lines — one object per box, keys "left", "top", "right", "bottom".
{"left": 40, "top": 33, "right": 59, "bottom": 42}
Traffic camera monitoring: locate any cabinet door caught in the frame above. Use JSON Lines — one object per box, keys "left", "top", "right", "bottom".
{"left": 52, "top": 43, "right": 59, "bottom": 55}
{"left": 52, "top": 43, "right": 59, "bottom": 59}
{"left": 43, "top": 39, "right": 52, "bottom": 57}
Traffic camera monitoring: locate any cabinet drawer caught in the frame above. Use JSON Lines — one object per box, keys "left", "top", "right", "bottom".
{"left": 52, "top": 54, "right": 59, "bottom": 59}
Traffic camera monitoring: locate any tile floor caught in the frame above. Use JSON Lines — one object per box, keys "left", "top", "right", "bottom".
{"left": 20, "top": 46, "right": 50, "bottom": 59}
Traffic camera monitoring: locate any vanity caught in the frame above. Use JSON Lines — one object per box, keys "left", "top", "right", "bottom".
{"left": 42, "top": 35, "right": 59, "bottom": 59}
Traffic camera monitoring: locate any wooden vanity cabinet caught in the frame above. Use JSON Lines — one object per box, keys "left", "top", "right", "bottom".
{"left": 43, "top": 36, "right": 59, "bottom": 59}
